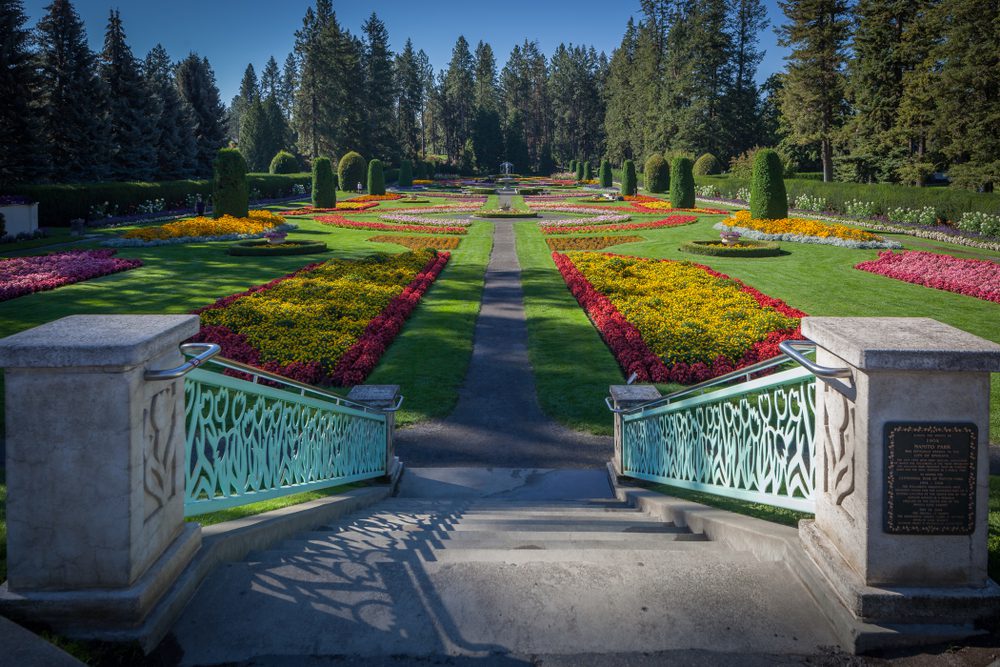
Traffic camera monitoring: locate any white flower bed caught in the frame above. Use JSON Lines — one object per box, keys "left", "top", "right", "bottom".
{"left": 527, "top": 203, "right": 622, "bottom": 215}
{"left": 102, "top": 223, "right": 299, "bottom": 248}
{"left": 712, "top": 222, "right": 902, "bottom": 249}
{"left": 379, "top": 213, "right": 473, "bottom": 227}
{"left": 535, "top": 213, "right": 632, "bottom": 227}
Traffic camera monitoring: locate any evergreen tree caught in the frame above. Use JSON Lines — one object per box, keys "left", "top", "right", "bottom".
{"left": 260, "top": 55, "right": 280, "bottom": 99}
{"left": 442, "top": 36, "right": 476, "bottom": 162}
{"left": 238, "top": 99, "right": 269, "bottom": 172}
{"left": 500, "top": 41, "right": 552, "bottom": 167}
{"left": 361, "top": 12, "right": 396, "bottom": 160}
{"left": 604, "top": 19, "right": 638, "bottom": 164}
{"left": 723, "top": 0, "right": 768, "bottom": 158}
{"left": 229, "top": 63, "right": 259, "bottom": 141}
{"left": 549, "top": 44, "right": 606, "bottom": 167}
{"left": 100, "top": 9, "right": 156, "bottom": 181}
{"left": 35, "top": 0, "right": 110, "bottom": 182}
{"left": 503, "top": 111, "right": 530, "bottom": 173}
{"left": 292, "top": 4, "right": 331, "bottom": 160}
{"left": 0, "top": 0, "right": 45, "bottom": 185}
{"left": 394, "top": 39, "right": 424, "bottom": 160}
{"left": 279, "top": 52, "right": 297, "bottom": 119}
{"left": 472, "top": 41, "right": 502, "bottom": 172}
{"left": 175, "top": 53, "right": 227, "bottom": 177}
{"left": 777, "top": 0, "right": 851, "bottom": 182}
{"left": 144, "top": 44, "right": 197, "bottom": 179}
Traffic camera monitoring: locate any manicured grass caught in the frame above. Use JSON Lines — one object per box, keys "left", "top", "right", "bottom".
{"left": 648, "top": 481, "right": 812, "bottom": 528}
{"left": 186, "top": 482, "right": 363, "bottom": 527}
{"left": 0, "top": 228, "right": 75, "bottom": 253}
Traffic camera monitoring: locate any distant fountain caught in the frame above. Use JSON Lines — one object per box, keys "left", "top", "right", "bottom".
{"left": 497, "top": 161, "right": 516, "bottom": 210}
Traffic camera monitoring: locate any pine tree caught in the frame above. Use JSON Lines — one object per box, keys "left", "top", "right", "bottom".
{"left": 175, "top": 53, "right": 227, "bottom": 177}
{"left": 604, "top": 19, "right": 638, "bottom": 164}
{"left": 361, "top": 12, "right": 396, "bottom": 160}
{"left": 229, "top": 63, "right": 259, "bottom": 141}
{"left": 549, "top": 44, "right": 606, "bottom": 167}
{"left": 442, "top": 36, "right": 476, "bottom": 162}
{"left": 35, "top": 0, "right": 110, "bottom": 182}
{"left": 144, "top": 44, "right": 197, "bottom": 179}
{"left": 260, "top": 56, "right": 280, "bottom": 99}
{"left": 238, "top": 99, "right": 268, "bottom": 172}
{"left": 723, "top": 0, "right": 768, "bottom": 158}
{"left": 100, "top": 9, "right": 156, "bottom": 181}
{"left": 394, "top": 39, "right": 424, "bottom": 161}
{"left": 0, "top": 0, "right": 45, "bottom": 185}
{"left": 279, "top": 52, "right": 297, "bottom": 119}
{"left": 777, "top": 0, "right": 851, "bottom": 182}
{"left": 504, "top": 111, "right": 530, "bottom": 173}
{"left": 472, "top": 41, "right": 502, "bottom": 172}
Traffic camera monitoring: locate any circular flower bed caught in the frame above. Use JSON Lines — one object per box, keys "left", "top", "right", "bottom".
{"left": 474, "top": 208, "right": 539, "bottom": 218}
{"left": 679, "top": 239, "right": 783, "bottom": 257}
{"left": 227, "top": 239, "right": 329, "bottom": 256}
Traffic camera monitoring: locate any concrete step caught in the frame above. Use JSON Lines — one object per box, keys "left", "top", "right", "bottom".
{"left": 447, "top": 518, "right": 684, "bottom": 532}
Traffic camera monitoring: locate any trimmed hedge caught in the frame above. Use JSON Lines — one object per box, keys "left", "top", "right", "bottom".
{"left": 670, "top": 157, "right": 696, "bottom": 208}
{"left": 599, "top": 160, "right": 612, "bottom": 188}
{"left": 338, "top": 151, "right": 367, "bottom": 193}
{"left": 583, "top": 162, "right": 592, "bottom": 181}
{"left": 227, "top": 239, "right": 329, "bottom": 256}
{"left": 679, "top": 239, "right": 782, "bottom": 257}
{"left": 570, "top": 159, "right": 577, "bottom": 174}
{"left": 367, "top": 159, "right": 386, "bottom": 195}
{"left": 213, "top": 148, "right": 249, "bottom": 218}
{"left": 398, "top": 159, "right": 413, "bottom": 187}
{"left": 750, "top": 149, "right": 788, "bottom": 219}
{"left": 644, "top": 153, "right": 669, "bottom": 193}
{"left": 575, "top": 161, "right": 585, "bottom": 181}
{"left": 269, "top": 151, "right": 299, "bottom": 174}
{"left": 621, "top": 160, "right": 637, "bottom": 196}
{"left": 312, "top": 157, "right": 336, "bottom": 208}
{"left": 693, "top": 153, "right": 719, "bottom": 176}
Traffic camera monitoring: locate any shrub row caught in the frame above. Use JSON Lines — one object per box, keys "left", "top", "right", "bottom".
{"left": 17, "top": 173, "right": 311, "bottom": 226}
{"left": 694, "top": 175, "right": 999, "bottom": 223}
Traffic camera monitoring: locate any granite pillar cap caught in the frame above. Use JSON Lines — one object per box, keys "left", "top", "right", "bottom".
{"left": 802, "top": 317, "right": 1000, "bottom": 372}
{"left": 0, "top": 315, "right": 200, "bottom": 369}
{"left": 610, "top": 384, "right": 663, "bottom": 404}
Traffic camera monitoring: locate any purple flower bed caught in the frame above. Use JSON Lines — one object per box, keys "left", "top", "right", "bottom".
{"left": 0, "top": 249, "right": 143, "bottom": 302}
{"left": 855, "top": 250, "right": 1000, "bottom": 303}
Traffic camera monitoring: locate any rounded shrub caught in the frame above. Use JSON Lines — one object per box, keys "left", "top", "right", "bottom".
{"left": 269, "top": 150, "right": 299, "bottom": 174}
{"left": 693, "top": 153, "right": 720, "bottom": 176}
{"left": 212, "top": 148, "right": 248, "bottom": 218}
{"left": 644, "top": 153, "right": 669, "bottom": 193}
{"left": 367, "top": 159, "right": 386, "bottom": 195}
{"left": 398, "top": 159, "right": 413, "bottom": 187}
{"left": 338, "top": 151, "right": 367, "bottom": 193}
{"left": 312, "top": 157, "right": 336, "bottom": 208}
{"left": 670, "top": 156, "right": 695, "bottom": 208}
{"left": 599, "top": 160, "right": 612, "bottom": 188}
{"left": 750, "top": 149, "right": 788, "bottom": 220}
{"left": 575, "top": 161, "right": 584, "bottom": 181}
{"left": 679, "top": 239, "right": 782, "bottom": 258}
{"left": 621, "top": 160, "right": 637, "bottom": 196}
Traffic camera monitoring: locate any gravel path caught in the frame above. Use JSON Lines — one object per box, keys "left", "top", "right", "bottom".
{"left": 395, "top": 220, "right": 612, "bottom": 467}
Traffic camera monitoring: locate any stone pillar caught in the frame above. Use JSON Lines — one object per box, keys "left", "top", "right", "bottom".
{"left": 347, "top": 384, "right": 401, "bottom": 477}
{"left": 609, "top": 385, "right": 662, "bottom": 476}
{"left": 799, "top": 317, "right": 1000, "bottom": 641}
{"left": 0, "top": 315, "right": 202, "bottom": 627}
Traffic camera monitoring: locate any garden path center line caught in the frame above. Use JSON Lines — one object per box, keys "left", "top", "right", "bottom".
{"left": 395, "top": 219, "right": 612, "bottom": 467}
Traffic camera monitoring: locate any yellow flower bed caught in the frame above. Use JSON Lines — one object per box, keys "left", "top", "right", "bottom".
{"left": 200, "top": 250, "right": 435, "bottom": 368}
{"left": 412, "top": 179, "right": 434, "bottom": 185}
{"left": 123, "top": 210, "right": 283, "bottom": 241}
{"left": 568, "top": 251, "right": 797, "bottom": 365}
{"left": 723, "top": 209, "right": 881, "bottom": 242}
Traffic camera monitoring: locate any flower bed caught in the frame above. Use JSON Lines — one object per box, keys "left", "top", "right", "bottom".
{"left": 391, "top": 205, "right": 480, "bottom": 214}
{"left": 632, "top": 200, "right": 728, "bottom": 214}
{"left": 315, "top": 215, "right": 467, "bottom": 235}
{"left": 227, "top": 239, "right": 329, "bottom": 256}
{"left": 553, "top": 251, "right": 805, "bottom": 383}
{"left": 715, "top": 210, "right": 901, "bottom": 249}
{"left": 679, "top": 239, "right": 783, "bottom": 258}
{"left": 528, "top": 203, "right": 617, "bottom": 214}
{"left": 351, "top": 193, "right": 403, "bottom": 202}
{"left": 105, "top": 210, "right": 292, "bottom": 247}
{"left": 368, "top": 235, "right": 462, "bottom": 250}
{"left": 474, "top": 208, "right": 538, "bottom": 218}
{"left": 855, "top": 251, "right": 1000, "bottom": 303}
{"left": 281, "top": 202, "right": 378, "bottom": 215}
{"left": 379, "top": 213, "right": 473, "bottom": 227}
{"left": 545, "top": 236, "right": 644, "bottom": 251}
{"left": 541, "top": 215, "right": 697, "bottom": 235}
{"left": 536, "top": 213, "right": 632, "bottom": 227}
{"left": 0, "top": 249, "right": 143, "bottom": 302}
{"left": 191, "top": 249, "right": 449, "bottom": 385}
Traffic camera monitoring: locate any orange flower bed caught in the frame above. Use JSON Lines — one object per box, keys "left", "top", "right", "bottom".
{"left": 281, "top": 201, "right": 378, "bottom": 215}
{"left": 352, "top": 193, "right": 403, "bottom": 202}
{"left": 368, "top": 235, "right": 462, "bottom": 250}
{"left": 545, "top": 236, "right": 644, "bottom": 251}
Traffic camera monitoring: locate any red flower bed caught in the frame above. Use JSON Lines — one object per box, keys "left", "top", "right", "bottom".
{"left": 315, "top": 215, "right": 468, "bottom": 235}
{"left": 541, "top": 215, "right": 697, "bottom": 235}
{"left": 552, "top": 252, "right": 805, "bottom": 384}
{"left": 855, "top": 250, "right": 1000, "bottom": 303}
{"left": 0, "top": 249, "right": 143, "bottom": 302}
{"left": 281, "top": 201, "right": 379, "bottom": 215}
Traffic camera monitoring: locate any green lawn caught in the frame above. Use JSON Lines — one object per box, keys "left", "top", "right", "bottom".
{"left": 186, "top": 482, "right": 364, "bottom": 527}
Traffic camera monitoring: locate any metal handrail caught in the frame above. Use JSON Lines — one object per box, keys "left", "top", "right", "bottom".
{"left": 605, "top": 339, "right": 850, "bottom": 415}
{"left": 145, "top": 343, "right": 220, "bottom": 381}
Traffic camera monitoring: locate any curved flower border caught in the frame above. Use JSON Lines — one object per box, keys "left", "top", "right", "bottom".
{"left": 855, "top": 250, "right": 1000, "bottom": 303}
{"left": 542, "top": 215, "right": 697, "bottom": 235}
{"left": 315, "top": 215, "right": 468, "bottom": 235}
{"left": 103, "top": 223, "right": 298, "bottom": 247}
{"left": 553, "top": 251, "right": 805, "bottom": 384}
{"left": 379, "top": 213, "right": 473, "bottom": 227}
{"left": 0, "top": 249, "right": 143, "bottom": 302}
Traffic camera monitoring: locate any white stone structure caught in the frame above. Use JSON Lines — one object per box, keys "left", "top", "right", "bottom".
{"left": 0, "top": 201, "right": 38, "bottom": 237}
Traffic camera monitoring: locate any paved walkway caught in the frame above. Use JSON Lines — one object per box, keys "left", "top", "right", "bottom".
{"left": 396, "top": 220, "right": 612, "bottom": 467}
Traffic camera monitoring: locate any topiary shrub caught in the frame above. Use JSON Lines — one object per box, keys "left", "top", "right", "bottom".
{"left": 584, "top": 162, "right": 594, "bottom": 181}
{"left": 338, "top": 151, "right": 367, "bottom": 193}
{"left": 621, "top": 160, "right": 637, "bottom": 196}
{"left": 398, "top": 159, "right": 413, "bottom": 187}
{"left": 644, "top": 153, "right": 669, "bottom": 193}
{"left": 599, "top": 160, "right": 612, "bottom": 188}
{"left": 575, "top": 161, "right": 584, "bottom": 181}
{"left": 569, "top": 159, "right": 577, "bottom": 174}
{"left": 212, "top": 148, "right": 249, "bottom": 218}
{"left": 693, "top": 153, "right": 720, "bottom": 176}
{"left": 750, "top": 149, "right": 788, "bottom": 219}
{"left": 670, "top": 156, "right": 695, "bottom": 208}
{"left": 269, "top": 150, "right": 299, "bottom": 174}
{"left": 312, "top": 157, "right": 336, "bottom": 208}
{"left": 367, "top": 159, "right": 386, "bottom": 195}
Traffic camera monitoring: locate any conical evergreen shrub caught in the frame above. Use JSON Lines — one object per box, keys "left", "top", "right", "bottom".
{"left": 312, "top": 156, "right": 335, "bottom": 208}
{"left": 621, "top": 160, "right": 637, "bottom": 196}
{"left": 644, "top": 153, "right": 669, "bottom": 193}
{"left": 398, "top": 159, "right": 413, "bottom": 187}
{"left": 750, "top": 149, "right": 788, "bottom": 219}
{"left": 599, "top": 160, "right": 612, "bottom": 187}
{"left": 212, "top": 148, "right": 248, "bottom": 218}
{"left": 670, "top": 156, "right": 695, "bottom": 208}
{"left": 367, "top": 159, "right": 385, "bottom": 195}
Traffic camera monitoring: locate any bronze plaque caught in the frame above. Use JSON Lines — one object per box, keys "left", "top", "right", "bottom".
{"left": 884, "top": 422, "right": 977, "bottom": 535}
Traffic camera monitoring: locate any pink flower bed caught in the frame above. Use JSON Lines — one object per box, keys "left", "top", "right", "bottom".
{"left": 0, "top": 249, "right": 143, "bottom": 302}
{"left": 553, "top": 252, "right": 805, "bottom": 384}
{"left": 541, "top": 215, "right": 697, "bottom": 235}
{"left": 855, "top": 250, "right": 1000, "bottom": 303}
{"left": 315, "top": 215, "right": 468, "bottom": 235}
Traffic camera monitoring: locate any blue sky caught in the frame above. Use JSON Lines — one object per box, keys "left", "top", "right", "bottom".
{"left": 22, "top": 1, "right": 791, "bottom": 103}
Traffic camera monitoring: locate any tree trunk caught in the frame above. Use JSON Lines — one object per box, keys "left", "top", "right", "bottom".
{"left": 821, "top": 138, "right": 834, "bottom": 182}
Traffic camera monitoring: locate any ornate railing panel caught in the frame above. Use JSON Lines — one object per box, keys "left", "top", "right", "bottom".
{"left": 622, "top": 366, "right": 817, "bottom": 512}
{"left": 183, "top": 368, "right": 387, "bottom": 516}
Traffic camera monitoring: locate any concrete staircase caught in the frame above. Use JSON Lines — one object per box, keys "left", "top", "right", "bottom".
{"left": 169, "top": 469, "right": 839, "bottom": 665}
